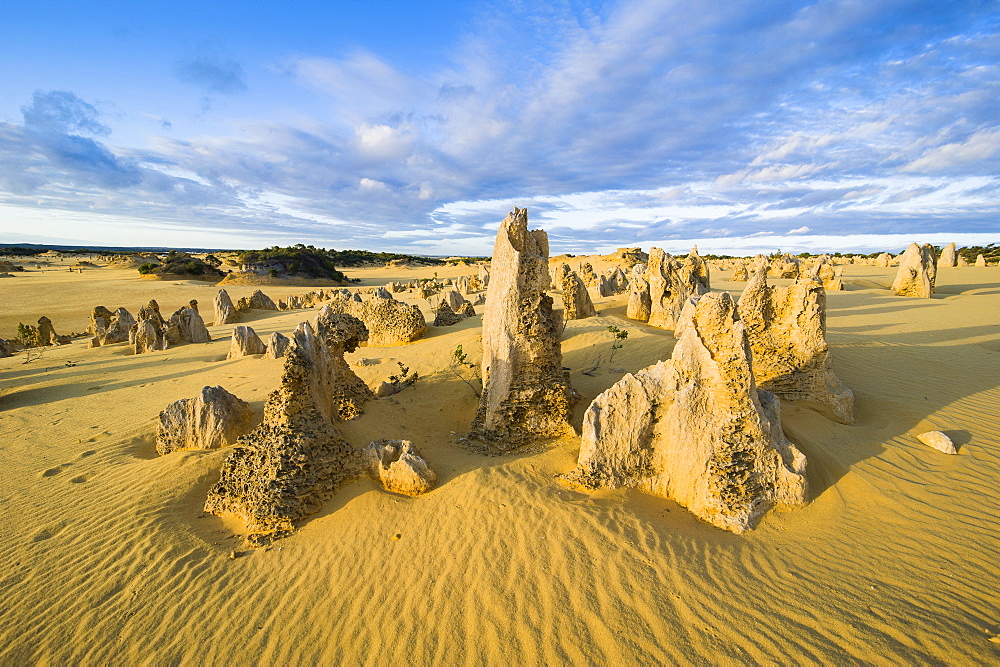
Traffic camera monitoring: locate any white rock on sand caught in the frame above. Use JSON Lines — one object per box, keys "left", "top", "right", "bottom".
{"left": 917, "top": 431, "right": 958, "bottom": 455}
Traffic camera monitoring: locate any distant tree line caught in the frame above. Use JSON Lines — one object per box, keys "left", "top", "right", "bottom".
{"left": 138, "top": 251, "right": 223, "bottom": 277}
{"left": 957, "top": 243, "right": 998, "bottom": 262}
{"left": 237, "top": 244, "right": 453, "bottom": 273}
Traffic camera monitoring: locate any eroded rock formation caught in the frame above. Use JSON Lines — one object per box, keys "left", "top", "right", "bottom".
{"left": 428, "top": 288, "right": 466, "bottom": 313}
{"left": 891, "top": 243, "right": 937, "bottom": 298}
{"left": 681, "top": 246, "right": 711, "bottom": 295}
{"left": 322, "top": 291, "right": 426, "bottom": 346}
{"left": 237, "top": 289, "right": 278, "bottom": 311}
{"left": 264, "top": 332, "right": 290, "bottom": 359}
{"left": 214, "top": 289, "right": 239, "bottom": 326}
{"left": 813, "top": 256, "right": 845, "bottom": 291}
{"left": 626, "top": 263, "right": 651, "bottom": 322}
{"left": 579, "top": 262, "right": 598, "bottom": 287}
{"left": 88, "top": 306, "right": 135, "bottom": 347}
{"left": 433, "top": 301, "right": 466, "bottom": 327}
{"left": 614, "top": 247, "right": 648, "bottom": 268}
{"left": 469, "top": 208, "right": 576, "bottom": 449}
{"left": 556, "top": 263, "right": 597, "bottom": 320}
{"left": 363, "top": 439, "right": 437, "bottom": 496}
{"left": 646, "top": 248, "right": 689, "bottom": 330}
{"left": 204, "top": 311, "right": 383, "bottom": 541}
{"left": 770, "top": 254, "right": 802, "bottom": 279}
{"left": 563, "top": 292, "right": 808, "bottom": 534}
{"left": 939, "top": 243, "right": 958, "bottom": 268}
{"left": 132, "top": 302, "right": 167, "bottom": 353}
{"left": 156, "top": 386, "right": 255, "bottom": 455}
{"left": 738, "top": 269, "right": 854, "bottom": 423}
{"left": 227, "top": 325, "right": 266, "bottom": 359}
{"left": 166, "top": 307, "right": 211, "bottom": 344}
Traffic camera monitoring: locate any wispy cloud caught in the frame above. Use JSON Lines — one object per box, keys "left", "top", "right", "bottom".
{"left": 0, "top": 2, "right": 997, "bottom": 253}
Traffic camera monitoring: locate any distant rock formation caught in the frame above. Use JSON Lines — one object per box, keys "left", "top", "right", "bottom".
{"left": 646, "top": 248, "right": 688, "bottom": 330}
{"left": 214, "top": 289, "right": 239, "bottom": 326}
{"left": 433, "top": 301, "right": 466, "bottom": 327}
{"left": 166, "top": 307, "right": 211, "bottom": 344}
{"left": 427, "top": 287, "right": 466, "bottom": 313}
{"left": 579, "top": 262, "right": 598, "bottom": 288}
{"left": 89, "top": 306, "right": 114, "bottom": 337}
{"left": 891, "top": 243, "right": 937, "bottom": 298}
{"left": 227, "top": 325, "right": 266, "bottom": 359}
{"left": 469, "top": 208, "right": 577, "bottom": 449}
{"left": 738, "top": 269, "right": 854, "bottom": 424}
{"left": 468, "top": 274, "right": 486, "bottom": 293}
{"left": 556, "top": 263, "right": 597, "bottom": 320}
{"left": 563, "top": 292, "right": 808, "bottom": 534}
{"left": 363, "top": 439, "right": 438, "bottom": 496}
{"left": 88, "top": 306, "right": 134, "bottom": 347}
{"left": 237, "top": 289, "right": 278, "bottom": 311}
{"left": 606, "top": 267, "right": 629, "bottom": 294}
{"left": 939, "top": 243, "right": 958, "bottom": 267}
{"left": 613, "top": 247, "right": 648, "bottom": 268}
{"left": 976, "top": 254, "right": 987, "bottom": 267}
{"left": 626, "top": 263, "right": 652, "bottom": 322}
{"left": 0, "top": 338, "right": 15, "bottom": 357}
{"left": 812, "top": 256, "right": 845, "bottom": 291}
{"left": 263, "top": 332, "right": 290, "bottom": 359}
{"left": 770, "top": 254, "right": 801, "bottom": 279}
{"left": 131, "top": 302, "right": 168, "bottom": 353}
{"left": 204, "top": 311, "right": 385, "bottom": 543}
{"left": 156, "top": 386, "right": 255, "bottom": 455}
{"left": 35, "top": 316, "right": 64, "bottom": 346}
{"left": 322, "top": 291, "right": 427, "bottom": 346}
{"left": 874, "top": 253, "right": 892, "bottom": 268}
{"left": 731, "top": 263, "right": 749, "bottom": 281}
{"left": 681, "top": 246, "right": 711, "bottom": 295}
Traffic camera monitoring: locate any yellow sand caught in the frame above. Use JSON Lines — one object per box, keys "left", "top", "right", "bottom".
{"left": 1, "top": 257, "right": 998, "bottom": 663}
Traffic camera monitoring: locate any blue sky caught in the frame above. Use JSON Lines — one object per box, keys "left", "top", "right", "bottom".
{"left": 0, "top": 0, "right": 997, "bottom": 255}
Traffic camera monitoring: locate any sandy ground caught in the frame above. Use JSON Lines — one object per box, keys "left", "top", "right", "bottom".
{"left": 1, "top": 256, "right": 998, "bottom": 663}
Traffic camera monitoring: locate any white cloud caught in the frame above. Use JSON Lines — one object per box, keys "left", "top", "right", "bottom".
{"left": 787, "top": 225, "right": 811, "bottom": 234}
{"left": 354, "top": 123, "right": 412, "bottom": 162}
{"left": 902, "top": 128, "right": 1000, "bottom": 172}
{"left": 359, "top": 177, "right": 388, "bottom": 192}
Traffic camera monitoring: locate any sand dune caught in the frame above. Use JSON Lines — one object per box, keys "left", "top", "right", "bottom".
{"left": 1, "top": 258, "right": 998, "bottom": 663}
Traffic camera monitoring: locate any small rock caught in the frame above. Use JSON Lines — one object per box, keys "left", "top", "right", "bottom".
{"left": 917, "top": 431, "right": 957, "bottom": 454}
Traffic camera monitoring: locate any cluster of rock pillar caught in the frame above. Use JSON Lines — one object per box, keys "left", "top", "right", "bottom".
{"left": 153, "top": 208, "right": 876, "bottom": 540}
